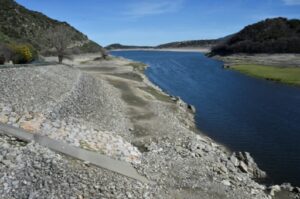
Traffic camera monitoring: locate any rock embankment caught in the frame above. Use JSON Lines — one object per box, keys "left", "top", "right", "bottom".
{"left": 0, "top": 57, "right": 299, "bottom": 199}
{"left": 0, "top": 65, "right": 141, "bottom": 164}
{"left": 78, "top": 58, "right": 273, "bottom": 199}
{"left": 0, "top": 133, "right": 159, "bottom": 199}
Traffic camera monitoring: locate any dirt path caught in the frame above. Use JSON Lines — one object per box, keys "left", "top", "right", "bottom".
{"left": 78, "top": 60, "right": 185, "bottom": 151}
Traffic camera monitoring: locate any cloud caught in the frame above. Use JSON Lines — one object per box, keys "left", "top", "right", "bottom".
{"left": 283, "top": 0, "right": 300, "bottom": 5}
{"left": 124, "top": 0, "right": 184, "bottom": 17}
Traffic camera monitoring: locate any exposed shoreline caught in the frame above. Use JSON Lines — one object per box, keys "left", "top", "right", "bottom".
{"left": 0, "top": 53, "right": 299, "bottom": 198}
{"left": 213, "top": 53, "right": 300, "bottom": 67}
{"left": 212, "top": 53, "right": 300, "bottom": 86}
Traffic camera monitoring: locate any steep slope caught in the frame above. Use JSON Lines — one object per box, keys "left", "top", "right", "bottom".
{"left": 0, "top": 0, "right": 103, "bottom": 54}
{"left": 211, "top": 17, "right": 300, "bottom": 55}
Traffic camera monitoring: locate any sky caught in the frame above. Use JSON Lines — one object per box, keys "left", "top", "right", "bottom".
{"left": 16, "top": 0, "right": 300, "bottom": 46}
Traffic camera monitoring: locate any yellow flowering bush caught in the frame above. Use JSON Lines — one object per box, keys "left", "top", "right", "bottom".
{"left": 10, "top": 43, "right": 37, "bottom": 64}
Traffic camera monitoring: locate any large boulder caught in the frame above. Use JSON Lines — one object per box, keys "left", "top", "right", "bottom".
{"left": 233, "top": 152, "right": 267, "bottom": 178}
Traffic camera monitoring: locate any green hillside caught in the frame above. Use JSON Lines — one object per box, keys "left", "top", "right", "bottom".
{"left": 0, "top": 0, "right": 103, "bottom": 54}
{"left": 211, "top": 17, "right": 300, "bottom": 55}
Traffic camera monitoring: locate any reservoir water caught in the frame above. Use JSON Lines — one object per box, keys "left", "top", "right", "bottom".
{"left": 111, "top": 50, "right": 300, "bottom": 186}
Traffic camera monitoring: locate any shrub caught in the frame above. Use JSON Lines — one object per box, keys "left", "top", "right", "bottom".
{"left": 10, "top": 43, "right": 37, "bottom": 64}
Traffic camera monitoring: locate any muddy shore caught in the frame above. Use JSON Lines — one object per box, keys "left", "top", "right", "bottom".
{"left": 0, "top": 53, "right": 299, "bottom": 198}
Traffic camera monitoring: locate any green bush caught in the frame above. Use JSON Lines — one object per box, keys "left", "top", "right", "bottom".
{"left": 10, "top": 43, "right": 37, "bottom": 64}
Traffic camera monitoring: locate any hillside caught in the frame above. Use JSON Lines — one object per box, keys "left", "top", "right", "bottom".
{"left": 105, "top": 40, "right": 218, "bottom": 51}
{"left": 106, "top": 37, "right": 231, "bottom": 51}
{"left": 0, "top": 0, "right": 103, "bottom": 54}
{"left": 211, "top": 17, "right": 300, "bottom": 55}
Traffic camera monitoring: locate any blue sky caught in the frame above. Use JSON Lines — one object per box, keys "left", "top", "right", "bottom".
{"left": 16, "top": 0, "right": 300, "bottom": 46}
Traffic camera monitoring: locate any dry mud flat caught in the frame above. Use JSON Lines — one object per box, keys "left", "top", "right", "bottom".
{"left": 0, "top": 55, "right": 299, "bottom": 198}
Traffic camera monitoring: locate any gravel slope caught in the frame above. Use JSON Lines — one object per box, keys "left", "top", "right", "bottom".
{"left": 0, "top": 65, "right": 140, "bottom": 164}
{"left": 0, "top": 133, "right": 161, "bottom": 199}
{"left": 0, "top": 60, "right": 299, "bottom": 198}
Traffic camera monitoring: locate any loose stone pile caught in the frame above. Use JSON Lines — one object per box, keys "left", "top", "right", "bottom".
{"left": 0, "top": 134, "right": 161, "bottom": 199}
{"left": 130, "top": 99, "right": 299, "bottom": 199}
{"left": 0, "top": 66, "right": 140, "bottom": 164}
{"left": 39, "top": 118, "right": 141, "bottom": 164}
{"left": 136, "top": 134, "right": 269, "bottom": 199}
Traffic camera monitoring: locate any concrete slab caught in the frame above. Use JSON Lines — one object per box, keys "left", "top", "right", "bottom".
{"left": 0, "top": 124, "right": 149, "bottom": 183}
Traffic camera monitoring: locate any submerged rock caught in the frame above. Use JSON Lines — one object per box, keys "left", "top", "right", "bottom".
{"left": 187, "top": 104, "right": 196, "bottom": 113}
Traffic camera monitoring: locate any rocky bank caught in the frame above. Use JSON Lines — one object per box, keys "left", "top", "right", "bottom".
{"left": 0, "top": 54, "right": 299, "bottom": 198}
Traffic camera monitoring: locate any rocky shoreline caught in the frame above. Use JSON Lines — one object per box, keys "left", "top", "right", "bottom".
{"left": 0, "top": 54, "right": 299, "bottom": 198}
{"left": 212, "top": 53, "right": 300, "bottom": 68}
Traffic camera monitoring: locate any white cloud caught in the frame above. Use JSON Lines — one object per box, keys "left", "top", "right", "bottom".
{"left": 124, "top": 0, "right": 184, "bottom": 17}
{"left": 283, "top": 0, "right": 300, "bottom": 5}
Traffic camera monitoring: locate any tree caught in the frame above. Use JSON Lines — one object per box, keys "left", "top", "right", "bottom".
{"left": 0, "top": 43, "right": 12, "bottom": 64}
{"left": 44, "top": 25, "right": 74, "bottom": 63}
{"left": 99, "top": 47, "right": 109, "bottom": 59}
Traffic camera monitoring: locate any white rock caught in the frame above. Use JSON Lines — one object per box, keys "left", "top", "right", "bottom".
{"left": 239, "top": 161, "right": 248, "bottom": 173}
{"left": 221, "top": 180, "right": 231, "bottom": 186}
{"left": 269, "top": 185, "right": 281, "bottom": 196}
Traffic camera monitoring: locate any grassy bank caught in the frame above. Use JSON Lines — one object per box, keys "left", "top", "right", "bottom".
{"left": 230, "top": 64, "right": 300, "bottom": 86}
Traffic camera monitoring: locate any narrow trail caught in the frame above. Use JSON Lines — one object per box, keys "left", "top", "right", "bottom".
{"left": 78, "top": 61, "right": 178, "bottom": 152}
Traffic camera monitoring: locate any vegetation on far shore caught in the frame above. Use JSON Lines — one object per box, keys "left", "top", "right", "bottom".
{"left": 105, "top": 38, "right": 225, "bottom": 50}
{"left": 230, "top": 64, "right": 300, "bottom": 86}
{"left": 211, "top": 17, "right": 300, "bottom": 55}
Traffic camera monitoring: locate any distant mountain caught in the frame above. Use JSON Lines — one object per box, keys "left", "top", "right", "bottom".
{"left": 0, "top": 0, "right": 103, "bottom": 54}
{"left": 105, "top": 43, "right": 153, "bottom": 50}
{"left": 156, "top": 39, "right": 220, "bottom": 49}
{"left": 105, "top": 37, "right": 230, "bottom": 51}
{"left": 211, "top": 17, "right": 300, "bottom": 55}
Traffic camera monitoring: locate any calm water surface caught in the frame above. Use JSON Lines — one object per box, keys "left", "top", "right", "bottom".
{"left": 111, "top": 50, "right": 300, "bottom": 186}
